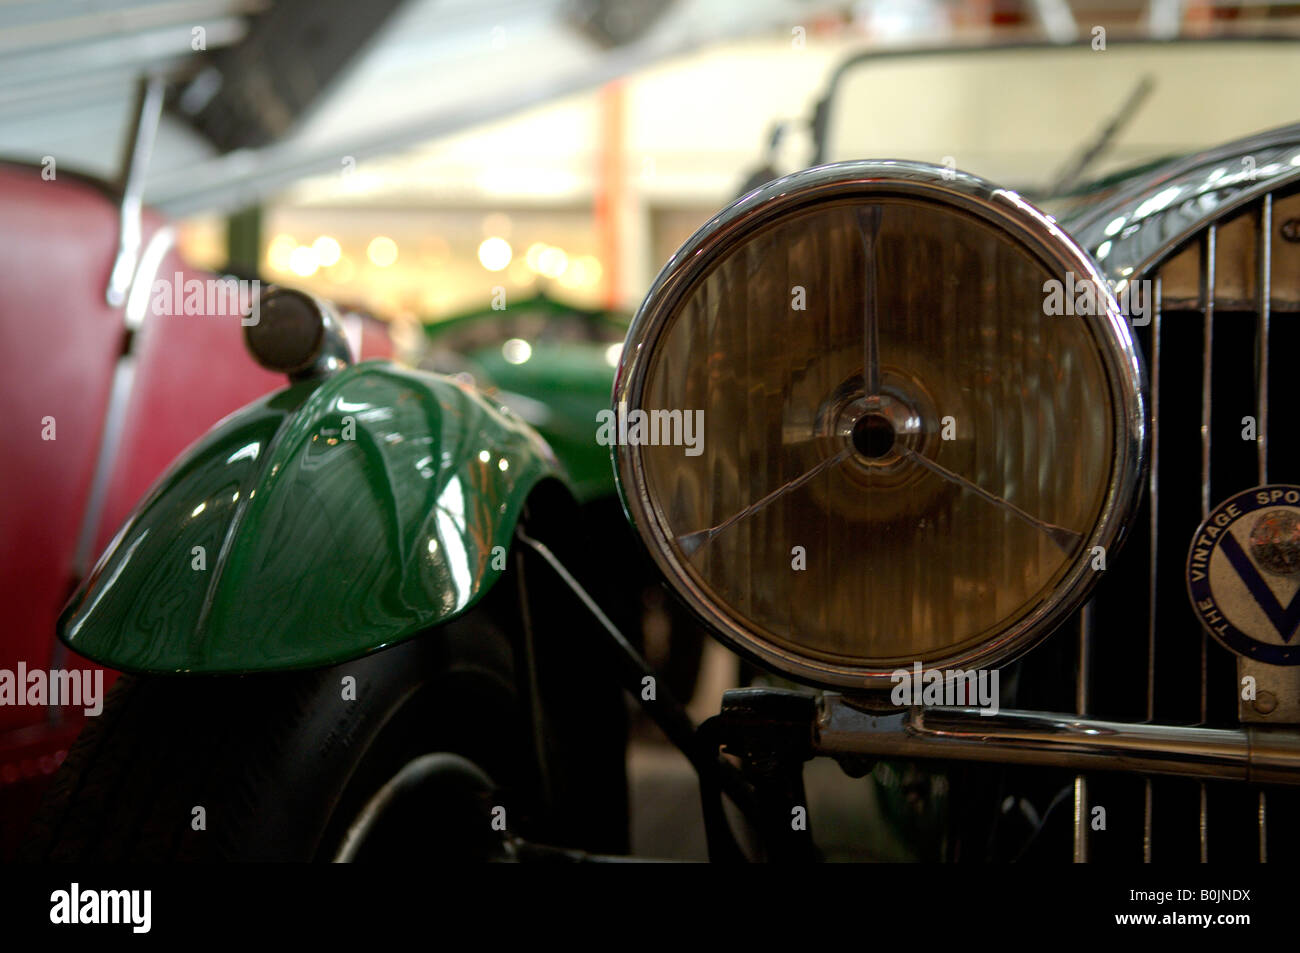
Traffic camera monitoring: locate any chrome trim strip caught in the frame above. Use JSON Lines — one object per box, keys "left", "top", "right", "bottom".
{"left": 105, "top": 75, "right": 165, "bottom": 308}
{"left": 71, "top": 224, "right": 175, "bottom": 581}
{"left": 1148, "top": 278, "right": 1162, "bottom": 724}
{"left": 124, "top": 225, "right": 176, "bottom": 333}
{"left": 1200, "top": 224, "right": 1215, "bottom": 733}
{"left": 1257, "top": 196, "right": 1272, "bottom": 864}
{"left": 1200, "top": 785, "right": 1209, "bottom": 863}
{"left": 1199, "top": 225, "right": 1215, "bottom": 863}
{"left": 1259, "top": 194, "right": 1272, "bottom": 486}
{"left": 1259, "top": 791, "right": 1268, "bottom": 863}
{"left": 1077, "top": 602, "right": 1091, "bottom": 716}
{"left": 1073, "top": 775, "right": 1088, "bottom": 863}
{"left": 1144, "top": 781, "right": 1153, "bottom": 863}
{"left": 1144, "top": 275, "right": 1161, "bottom": 864}
{"left": 1073, "top": 602, "right": 1092, "bottom": 863}
{"left": 816, "top": 695, "right": 1300, "bottom": 785}
{"left": 1074, "top": 121, "right": 1300, "bottom": 287}
{"left": 1201, "top": 225, "right": 1215, "bottom": 527}
{"left": 614, "top": 161, "right": 1148, "bottom": 690}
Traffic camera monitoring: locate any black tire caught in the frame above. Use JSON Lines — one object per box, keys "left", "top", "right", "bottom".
{"left": 20, "top": 608, "right": 622, "bottom": 862}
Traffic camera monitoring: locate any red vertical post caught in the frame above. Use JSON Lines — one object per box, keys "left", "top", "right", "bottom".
{"left": 596, "top": 80, "right": 626, "bottom": 310}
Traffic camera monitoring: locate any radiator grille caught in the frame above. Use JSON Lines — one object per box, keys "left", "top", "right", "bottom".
{"left": 967, "top": 185, "right": 1300, "bottom": 862}
{"left": 1079, "top": 186, "right": 1300, "bottom": 862}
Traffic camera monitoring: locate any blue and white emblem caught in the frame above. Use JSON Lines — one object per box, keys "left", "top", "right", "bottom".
{"left": 1186, "top": 485, "right": 1300, "bottom": 665}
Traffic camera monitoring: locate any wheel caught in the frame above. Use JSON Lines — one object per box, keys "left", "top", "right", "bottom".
{"left": 20, "top": 606, "right": 626, "bottom": 862}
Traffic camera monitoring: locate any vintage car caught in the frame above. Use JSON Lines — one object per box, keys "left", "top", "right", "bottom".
{"left": 19, "top": 35, "right": 1300, "bottom": 862}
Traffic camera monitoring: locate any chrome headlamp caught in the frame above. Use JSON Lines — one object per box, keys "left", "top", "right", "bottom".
{"left": 613, "top": 161, "right": 1145, "bottom": 690}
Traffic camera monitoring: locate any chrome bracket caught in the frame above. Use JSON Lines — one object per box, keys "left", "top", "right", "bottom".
{"left": 105, "top": 75, "right": 166, "bottom": 308}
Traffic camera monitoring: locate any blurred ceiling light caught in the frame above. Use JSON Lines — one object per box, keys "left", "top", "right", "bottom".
{"left": 312, "top": 236, "right": 342, "bottom": 267}
{"left": 525, "top": 242, "right": 548, "bottom": 272}
{"left": 367, "top": 236, "right": 398, "bottom": 268}
{"left": 289, "top": 245, "right": 319, "bottom": 277}
{"left": 267, "top": 234, "right": 296, "bottom": 271}
{"left": 537, "top": 246, "right": 568, "bottom": 279}
{"left": 604, "top": 342, "right": 623, "bottom": 367}
{"left": 478, "top": 237, "right": 513, "bottom": 272}
{"left": 502, "top": 338, "right": 532, "bottom": 365}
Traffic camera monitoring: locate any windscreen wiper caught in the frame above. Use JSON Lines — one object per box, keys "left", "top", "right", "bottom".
{"left": 1050, "top": 74, "right": 1155, "bottom": 196}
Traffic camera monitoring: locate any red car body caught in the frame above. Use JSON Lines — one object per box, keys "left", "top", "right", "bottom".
{"left": 0, "top": 162, "right": 392, "bottom": 855}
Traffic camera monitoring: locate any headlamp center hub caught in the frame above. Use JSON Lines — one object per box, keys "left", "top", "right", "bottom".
{"left": 852, "top": 413, "right": 896, "bottom": 458}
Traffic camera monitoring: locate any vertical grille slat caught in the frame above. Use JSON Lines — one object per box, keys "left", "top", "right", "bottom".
{"left": 1199, "top": 224, "right": 1216, "bottom": 864}
{"left": 1073, "top": 604, "right": 1091, "bottom": 863}
{"left": 1258, "top": 194, "right": 1272, "bottom": 488}
{"left": 1259, "top": 792, "right": 1269, "bottom": 863}
{"left": 1202, "top": 225, "right": 1216, "bottom": 523}
{"left": 1256, "top": 194, "right": 1272, "bottom": 863}
{"left": 1144, "top": 276, "right": 1162, "bottom": 864}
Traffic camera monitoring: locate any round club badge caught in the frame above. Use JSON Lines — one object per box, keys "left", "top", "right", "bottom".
{"left": 1186, "top": 485, "right": 1300, "bottom": 665}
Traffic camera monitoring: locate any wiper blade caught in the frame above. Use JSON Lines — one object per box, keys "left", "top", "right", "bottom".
{"left": 1050, "top": 74, "right": 1155, "bottom": 196}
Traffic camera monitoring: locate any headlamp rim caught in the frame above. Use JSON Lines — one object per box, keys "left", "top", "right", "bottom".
{"left": 613, "top": 160, "right": 1147, "bottom": 690}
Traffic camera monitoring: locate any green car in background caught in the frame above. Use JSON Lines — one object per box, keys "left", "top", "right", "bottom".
{"left": 418, "top": 293, "right": 627, "bottom": 503}
{"left": 416, "top": 292, "right": 705, "bottom": 703}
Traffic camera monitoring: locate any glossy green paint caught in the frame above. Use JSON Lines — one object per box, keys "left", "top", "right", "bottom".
{"left": 422, "top": 293, "right": 626, "bottom": 502}
{"left": 472, "top": 342, "right": 617, "bottom": 502}
{"left": 59, "top": 360, "right": 561, "bottom": 674}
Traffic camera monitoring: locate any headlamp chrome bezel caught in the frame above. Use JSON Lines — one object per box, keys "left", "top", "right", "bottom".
{"left": 613, "top": 161, "right": 1147, "bottom": 690}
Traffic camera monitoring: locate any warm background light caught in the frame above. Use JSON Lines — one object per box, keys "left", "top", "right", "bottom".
{"left": 266, "top": 234, "right": 296, "bottom": 272}
{"left": 288, "top": 245, "right": 318, "bottom": 277}
{"left": 477, "top": 236, "right": 512, "bottom": 272}
{"left": 312, "top": 236, "right": 342, "bottom": 267}
{"left": 367, "top": 236, "right": 398, "bottom": 268}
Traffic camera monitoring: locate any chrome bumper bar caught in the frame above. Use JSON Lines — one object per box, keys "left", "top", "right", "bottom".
{"left": 815, "top": 695, "right": 1300, "bottom": 785}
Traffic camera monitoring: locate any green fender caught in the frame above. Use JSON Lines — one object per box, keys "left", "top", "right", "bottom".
{"left": 471, "top": 341, "right": 618, "bottom": 503}
{"left": 60, "top": 361, "right": 562, "bottom": 674}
